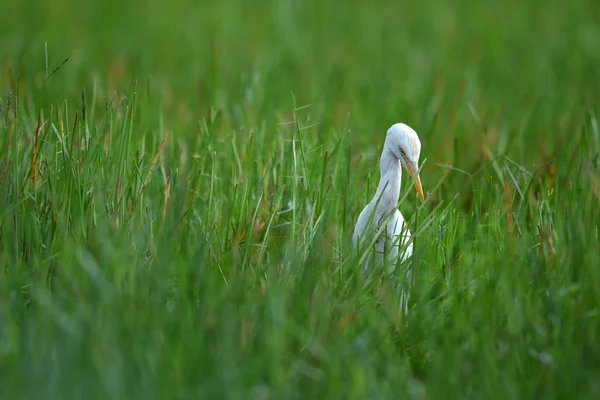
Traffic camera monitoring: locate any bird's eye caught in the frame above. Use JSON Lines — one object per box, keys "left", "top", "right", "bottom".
{"left": 399, "top": 148, "right": 405, "bottom": 155}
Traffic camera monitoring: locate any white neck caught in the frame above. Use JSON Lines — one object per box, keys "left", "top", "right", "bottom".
{"left": 371, "top": 147, "right": 402, "bottom": 213}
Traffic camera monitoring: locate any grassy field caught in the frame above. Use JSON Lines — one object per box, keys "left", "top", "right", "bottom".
{"left": 1, "top": 0, "right": 600, "bottom": 398}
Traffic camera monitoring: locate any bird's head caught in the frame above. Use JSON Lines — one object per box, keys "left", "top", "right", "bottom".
{"left": 386, "top": 123, "right": 425, "bottom": 203}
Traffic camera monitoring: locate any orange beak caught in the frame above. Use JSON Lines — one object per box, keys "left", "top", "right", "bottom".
{"left": 406, "top": 162, "right": 425, "bottom": 203}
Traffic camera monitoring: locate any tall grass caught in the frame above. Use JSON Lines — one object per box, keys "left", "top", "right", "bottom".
{"left": 1, "top": 0, "right": 599, "bottom": 398}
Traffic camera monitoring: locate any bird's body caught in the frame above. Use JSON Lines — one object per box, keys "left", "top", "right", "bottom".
{"left": 352, "top": 123, "right": 424, "bottom": 273}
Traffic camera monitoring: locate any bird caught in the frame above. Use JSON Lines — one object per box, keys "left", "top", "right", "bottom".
{"left": 352, "top": 122, "right": 425, "bottom": 274}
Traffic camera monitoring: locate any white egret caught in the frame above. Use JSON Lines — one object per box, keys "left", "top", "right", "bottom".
{"left": 352, "top": 122, "right": 425, "bottom": 273}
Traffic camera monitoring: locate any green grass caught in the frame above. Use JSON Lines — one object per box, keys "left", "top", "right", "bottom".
{"left": 1, "top": 0, "right": 600, "bottom": 398}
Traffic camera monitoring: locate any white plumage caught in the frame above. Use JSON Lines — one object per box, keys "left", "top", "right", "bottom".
{"left": 352, "top": 123, "right": 425, "bottom": 274}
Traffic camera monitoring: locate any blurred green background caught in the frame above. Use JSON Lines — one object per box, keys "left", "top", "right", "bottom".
{"left": 3, "top": 0, "right": 599, "bottom": 148}
{"left": 1, "top": 0, "right": 600, "bottom": 398}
